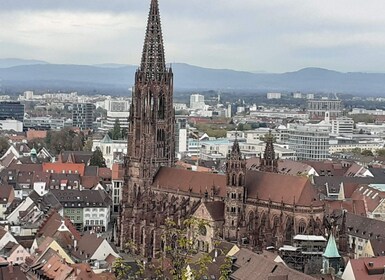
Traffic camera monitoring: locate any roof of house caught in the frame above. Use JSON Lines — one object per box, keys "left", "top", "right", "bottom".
{"left": 231, "top": 248, "right": 314, "bottom": 280}
{"left": 37, "top": 211, "right": 81, "bottom": 241}
{"left": 60, "top": 151, "right": 93, "bottom": 164}
{"left": 347, "top": 256, "right": 385, "bottom": 279}
{"left": 111, "top": 163, "right": 124, "bottom": 180}
{"left": 346, "top": 212, "right": 385, "bottom": 240}
{"left": 0, "top": 265, "right": 28, "bottom": 280}
{"left": 50, "top": 189, "right": 111, "bottom": 208}
{"left": 325, "top": 200, "right": 366, "bottom": 216}
{"left": 42, "top": 162, "right": 85, "bottom": 176}
{"left": 71, "top": 233, "right": 105, "bottom": 260}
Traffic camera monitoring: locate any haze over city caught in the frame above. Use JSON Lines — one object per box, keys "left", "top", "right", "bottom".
{"left": 1, "top": 0, "right": 385, "bottom": 73}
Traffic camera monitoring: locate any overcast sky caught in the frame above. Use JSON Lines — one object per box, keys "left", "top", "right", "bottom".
{"left": 0, "top": 0, "right": 385, "bottom": 73}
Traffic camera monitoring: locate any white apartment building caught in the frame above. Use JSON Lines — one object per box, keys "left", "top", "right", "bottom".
{"left": 287, "top": 125, "right": 330, "bottom": 161}
{"left": 190, "top": 94, "right": 205, "bottom": 110}
{"left": 331, "top": 117, "right": 354, "bottom": 135}
{"left": 267, "top": 92, "right": 281, "bottom": 99}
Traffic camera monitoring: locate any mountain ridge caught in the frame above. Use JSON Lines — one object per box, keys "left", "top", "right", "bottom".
{"left": 0, "top": 59, "right": 384, "bottom": 95}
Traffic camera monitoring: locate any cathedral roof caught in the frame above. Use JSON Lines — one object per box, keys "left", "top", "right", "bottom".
{"left": 245, "top": 170, "right": 320, "bottom": 206}
{"left": 152, "top": 167, "right": 226, "bottom": 196}
{"left": 153, "top": 167, "right": 320, "bottom": 207}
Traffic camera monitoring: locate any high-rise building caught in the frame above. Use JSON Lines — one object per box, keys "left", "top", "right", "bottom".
{"left": 0, "top": 102, "right": 24, "bottom": 123}
{"left": 267, "top": 92, "right": 282, "bottom": 99}
{"left": 307, "top": 99, "right": 342, "bottom": 119}
{"left": 72, "top": 103, "right": 95, "bottom": 130}
{"left": 190, "top": 94, "right": 205, "bottom": 110}
{"left": 120, "top": 0, "right": 175, "bottom": 247}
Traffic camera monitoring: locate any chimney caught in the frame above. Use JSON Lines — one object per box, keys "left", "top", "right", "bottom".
{"left": 74, "top": 239, "right": 77, "bottom": 251}
{"left": 369, "top": 262, "right": 374, "bottom": 267}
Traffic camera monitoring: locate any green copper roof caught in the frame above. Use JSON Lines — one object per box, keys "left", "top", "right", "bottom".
{"left": 323, "top": 233, "right": 341, "bottom": 258}
{"left": 101, "top": 134, "right": 113, "bottom": 144}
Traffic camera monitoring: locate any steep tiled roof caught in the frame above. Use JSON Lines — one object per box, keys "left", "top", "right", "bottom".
{"left": 152, "top": 167, "right": 227, "bottom": 196}
{"left": 0, "top": 265, "right": 27, "bottom": 280}
{"left": 37, "top": 211, "right": 81, "bottom": 240}
{"left": 71, "top": 233, "right": 104, "bottom": 260}
{"left": 152, "top": 167, "right": 320, "bottom": 206}
{"left": 204, "top": 201, "right": 225, "bottom": 221}
{"left": 42, "top": 162, "right": 85, "bottom": 176}
{"left": 325, "top": 200, "right": 366, "bottom": 216}
{"left": 232, "top": 248, "right": 314, "bottom": 280}
{"left": 246, "top": 170, "right": 319, "bottom": 206}
{"left": 346, "top": 212, "right": 385, "bottom": 240}
{"left": 347, "top": 256, "right": 385, "bottom": 280}
{"left": 112, "top": 163, "right": 124, "bottom": 180}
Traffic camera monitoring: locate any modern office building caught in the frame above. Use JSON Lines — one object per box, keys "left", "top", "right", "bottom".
{"left": 100, "top": 99, "right": 130, "bottom": 131}
{"left": 288, "top": 125, "right": 330, "bottom": 161}
{"left": 307, "top": 99, "right": 342, "bottom": 119}
{"left": 331, "top": 117, "right": 354, "bottom": 135}
{"left": 0, "top": 102, "right": 24, "bottom": 123}
{"left": 72, "top": 103, "right": 95, "bottom": 130}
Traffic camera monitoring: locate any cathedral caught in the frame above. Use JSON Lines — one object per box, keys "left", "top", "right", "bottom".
{"left": 119, "top": 0, "right": 325, "bottom": 258}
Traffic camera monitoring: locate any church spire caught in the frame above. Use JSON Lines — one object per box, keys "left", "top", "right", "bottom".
{"left": 141, "top": 0, "right": 166, "bottom": 82}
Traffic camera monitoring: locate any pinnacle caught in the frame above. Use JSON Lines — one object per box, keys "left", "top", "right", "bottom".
{"left": 140, "top": 0, "right": 166, "bottom": 82}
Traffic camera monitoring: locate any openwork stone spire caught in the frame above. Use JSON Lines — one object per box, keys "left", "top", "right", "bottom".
{"left": 141, "top": 0, "right": 166, "bottom": 82}
{"left": 259, "top": 131, "right": 278, "bottom": 173}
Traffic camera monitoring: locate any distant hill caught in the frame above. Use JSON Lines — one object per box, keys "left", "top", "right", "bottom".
{"left": 0, "top": 58, "right": 48, "bottom": 68}
{"left": 0, "top": 59, "right": 385, "bottom": 95}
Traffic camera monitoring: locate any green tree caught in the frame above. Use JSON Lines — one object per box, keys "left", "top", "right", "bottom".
{"left": 90, "top": 147, "right": 106, "bottom": 167}
{"left": 111, "top": 118, "right": 122, "bottom": 140}
{"left": 0, "top": 137, "right": 9, "bottom": 157}
{"left": 377, "top": 148, "right": 385, "bottom": 157}
{"left": 361, "top": 149, "right": 374, "bottom": 157}
{"left": 112, "top": 258, "right": 131, "bottom": 280}
{"left": 159, "top": 218, "right": 211, "bottom": 280}
{"left": 83, "top": 138, "right": 93, "bottom": 152}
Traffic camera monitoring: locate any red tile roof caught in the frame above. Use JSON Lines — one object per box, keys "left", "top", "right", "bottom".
{"left": 348, "top": 256, "right": 385, "bottom": 279}
{"left": 246, "top": 170, "right": 320, "bottom": 206}
{"left": 112, "top": 163, "right": 124, "bottom": 180}
{"left": 42, "top": 162, "right": 85, "bottom": 176}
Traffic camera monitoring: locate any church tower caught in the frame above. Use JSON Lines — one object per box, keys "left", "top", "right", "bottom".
{"left": 259, "top": 130, "right": 278, "bottom": 173}
{"left": 224, "top": 139, "right": 247, "bottom": 241}
{"left": 120, "top": 0, "right": 175, "bottom": 247}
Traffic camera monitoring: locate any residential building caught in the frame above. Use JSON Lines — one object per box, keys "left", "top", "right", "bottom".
{"left": 72, "top": 103, "right": 95, "bottom": 130}
{"left": 111, "top": 164, "right": 124, "bottom": 213}
{"left": 51, "top": 189, "right": 111, "bottom": 232}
